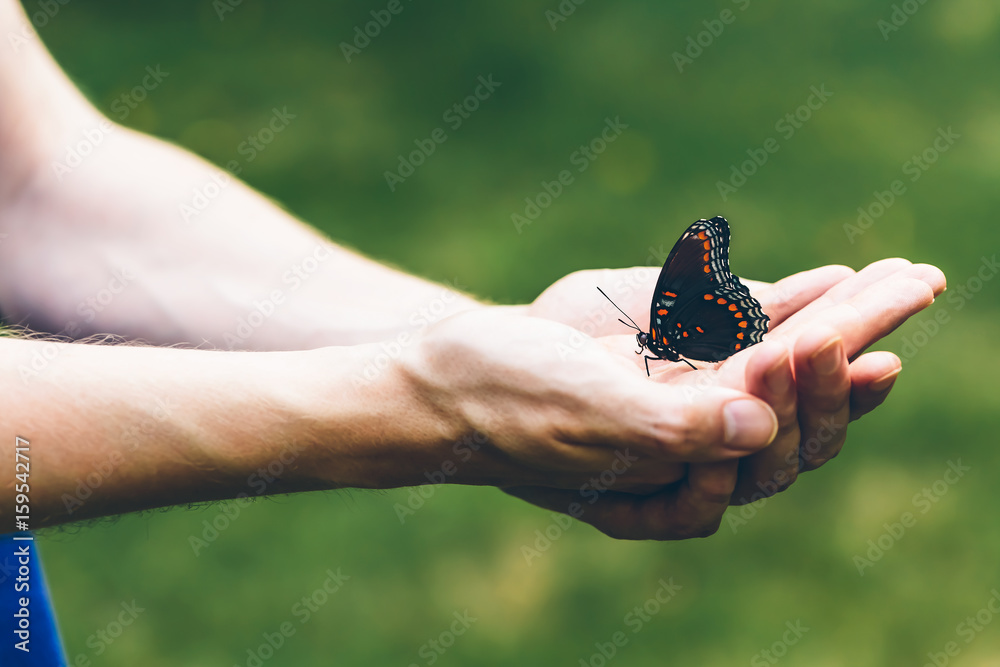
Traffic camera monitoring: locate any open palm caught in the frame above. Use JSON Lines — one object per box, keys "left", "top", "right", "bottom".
{"left": 522, "top": 258, "right": 946, "bottom": 523}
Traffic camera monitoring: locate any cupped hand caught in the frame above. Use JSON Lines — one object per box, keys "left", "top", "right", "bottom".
{"left": 528, "top": 258, "right": 947, "bottom": 506}
{"left": 397, "top": 308, "right": 779, "bottom": 540}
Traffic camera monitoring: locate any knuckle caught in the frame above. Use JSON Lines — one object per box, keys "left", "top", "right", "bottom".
{"left": 776, "top": 412, "right": 800, "bottom": 436}
{"left": 828, "top": 264, "right": 857, "bottom": 279}
{"left": 698, "top": 488, "right": 735, "bottom": 506}
{"left": 801, "top": 391, "right": 849, "bottom": 414}
{"left": 661, "top": 409, "right": 717, "bottom": 460}
{"left": 653, "top": 423, "right": 695, "bottom": 461}
{"left": 877, "top": 257, "right": 914, "bottom": 272}
{"left": 801, "top": 447, "right": 841, "bottom": 470}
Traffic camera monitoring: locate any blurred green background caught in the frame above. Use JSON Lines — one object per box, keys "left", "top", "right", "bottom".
{"left": 25, "top": 0, "right": 1000, "bottom": 664}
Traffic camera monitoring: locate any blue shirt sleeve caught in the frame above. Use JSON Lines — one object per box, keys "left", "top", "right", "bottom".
{"left": 0, "top": 533, "right": 67, "bottom": 666}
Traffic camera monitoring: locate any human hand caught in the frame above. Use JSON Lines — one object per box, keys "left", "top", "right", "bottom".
{"left": 395, "top": 307, "right": 779, "bottom": 540}
{"left": 528, "top": 259, "right": 947, "bottom": 505}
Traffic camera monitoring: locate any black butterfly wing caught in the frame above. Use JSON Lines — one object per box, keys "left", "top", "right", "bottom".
{"left": 649, "top": 217, "right": 769, "bottom": 362}
{"left": 669, "top": 281, "right": 768, "bottom": 360}
{"left": 648, "top": 217, "right": 730, "bottom": 351}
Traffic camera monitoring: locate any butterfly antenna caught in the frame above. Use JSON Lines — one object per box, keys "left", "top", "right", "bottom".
{"left": 596, "top": 287, "right": 642, "bottom": 332}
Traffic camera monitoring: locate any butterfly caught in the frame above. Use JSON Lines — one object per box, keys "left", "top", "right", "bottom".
{"left": 599, "top": 216, "right": 769, "bottom": 375}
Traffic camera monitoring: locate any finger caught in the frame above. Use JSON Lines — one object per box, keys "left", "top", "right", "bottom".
{"left": 504, "top": 459, "right": 739, "bottom": 540}
{"left": 528, "top": 326, "right": 777, "bottom": 467}
{"left": 521, "top": 441, "right": 688, "bottom": 489}
{"left": 713, "top": 262, "right": 941, "bottom": 381}
{"left": 847, "top": 351, "right": 902, "bottom": 421}
{"left": 793, "top": 327, "right": 851, "bottom": 472}
{"left": 773, "top": 258, "right": 913, "bottom": 333}
{"left": 731, "top": 342, "right": 800, "bottom": 504}
{"left": 614, "top": 482, "right": 676, "bottom": 495}
{"left": 900, "top": 262, "right": 947, "bottom": 296}
{"left": 742, "top": 264, "right": 856, "bottom": 327}
{"left": 789, "top": 275, "right": 936, "bottom": 361}
{"left": 589, "top": 382, "right": 779, "bottom": 464}
{"left": 774, "top": 260, "right": 944, "bottom": 336}
{"left": 769, "top": 260, "right": 909, "bottom": 337}
{"left": 703, "top": 266, "right": 922, "bottom": 384}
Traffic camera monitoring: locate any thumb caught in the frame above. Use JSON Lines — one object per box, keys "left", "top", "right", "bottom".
{"left": 601, "top": 383, "right": 779, "bottom": 464}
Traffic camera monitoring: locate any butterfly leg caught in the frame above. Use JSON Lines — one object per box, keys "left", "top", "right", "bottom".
{"left": 680, "top": 358, "right": 697, "bottom": 370}
{"left": 644, "top": 356, "right": 656, "bottom": 377}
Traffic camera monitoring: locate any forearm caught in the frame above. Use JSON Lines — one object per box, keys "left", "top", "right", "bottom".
{"left": 0, "top": 336, "right": 453, "bottom": 531}
{"left": 0, "top": 124, "right": 482, "bottom": 348}
{"left": 0, "top": 0, "right": 482, "bottom": 349}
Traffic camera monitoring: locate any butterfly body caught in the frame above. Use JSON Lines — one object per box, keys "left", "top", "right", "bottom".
{"left": 602, "top": 217, "right": 769, "bottom": 375}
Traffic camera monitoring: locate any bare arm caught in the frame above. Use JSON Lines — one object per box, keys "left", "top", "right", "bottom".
{"left": 1, "top": 312, "right": 781, "bottom": 536}
{"left": 0, "top": 122, "right": 483, "bottom": 349}
{"left": 0, "top": 0, "right": 480, "bottom": 350}
{"left": 0, "top": 0, "right": 947, "bottom": 541}
{"left": 4, "top": 337, "right": 382, "bottom": 528}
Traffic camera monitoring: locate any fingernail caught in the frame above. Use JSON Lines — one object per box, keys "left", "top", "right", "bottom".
{"left": 869, "top": 368, "right": 901, "bottom": 392}
{"left": 810, "top": 337, "right": 843, "bottom": 375}
{"left": 764, "top": 350, "right": 792, "bottom": 395}
{"left": 724, "top": 400, "right": 778, "bottom": 450}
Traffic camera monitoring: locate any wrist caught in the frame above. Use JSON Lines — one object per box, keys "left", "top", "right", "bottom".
{"left": 285, "top": 344, "right": 464, "bottom": 491}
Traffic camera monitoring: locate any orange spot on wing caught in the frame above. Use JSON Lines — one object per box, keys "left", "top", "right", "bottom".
{"left": 696, "top": 326, "right": 704, "bottom": 333}
{"left": 717, "top": 297, "right": 726, "bottom": 305}
{"left": 664, "top": 291, "right": 677, "bottom": 298}
{"left": 676, "top": 322, "right": 682, "bottom": 328}
{"left": 737, "top": 332, "right": 744, "bottom": 339}
{"left": 734, "top": 312, "right": 743, "bottom": 318}
{"left": 682, "top": 331, "right": 689, "bottom": 337}
{"left": 734, "top": 343, "right": 741, "bottom": 350}
{"left": 703, "top": 241, "right": 711, "bottom": 250}
{"left": 698, "top": 231, "right": 707, "bottom": 240}
{"left": 703, "top": 294, "right": 713, "bottom": 300}
{"left": 728, "top": 304, "right": 737, "bottom": 311}
{"left": 739, "top": 321, "right": 747, "bottom": 328}
{"left": 703, "top": 253, "right": 710, "bottom": 262}
{"left": 657, "top": 309, "right": 668, "bottom": 315}
{"left": 703, "top": 265, "right": 710, "bottom": 273}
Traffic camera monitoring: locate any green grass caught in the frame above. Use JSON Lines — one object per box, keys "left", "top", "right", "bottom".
{"left": 24, "top": 0, "right": 1000, "bottom": 664}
